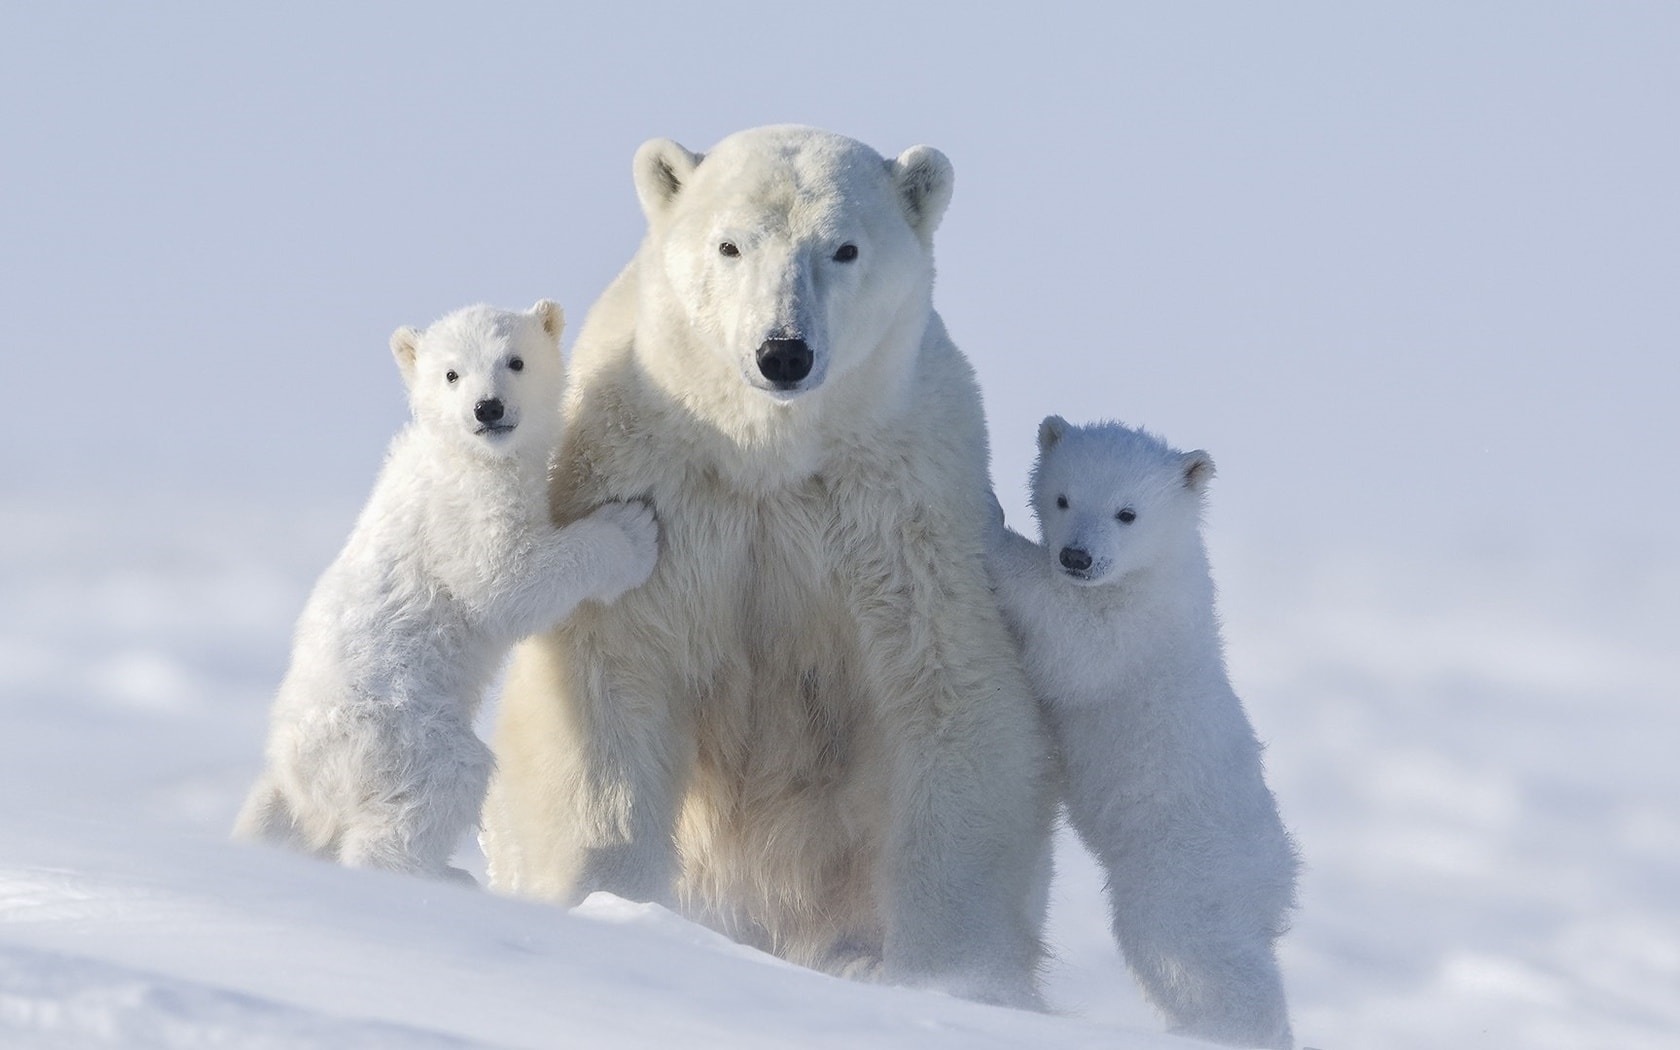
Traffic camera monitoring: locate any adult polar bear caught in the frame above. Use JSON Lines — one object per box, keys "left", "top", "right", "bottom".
{"left": 482, "top": 126, "right": 1053, "bottom": 1006}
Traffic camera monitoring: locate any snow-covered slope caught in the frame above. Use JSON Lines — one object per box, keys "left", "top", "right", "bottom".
{"left": 2, "top": 500, "right": 1676, "bottom": 1048}
{"left": 0, "top": 811, "right": 1194, "bottom": 1050}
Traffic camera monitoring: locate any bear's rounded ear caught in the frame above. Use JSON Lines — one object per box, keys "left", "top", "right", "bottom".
{"left": 531, "top": 299, "right": 564, "bottom": 345}
{"left": 1181, "top": 450, "right": 1216, "bottom": 492}
{"left": 390, "top": 326, "right": 421, "bottom": 385}
{"left": 1037, "top": 415, "right": 1069, "bottom": 455}
{"left": 633, "top": 138, "right": 702, "bottom": 221}
{"left": 889, "top": 145, "right": 954, "bottom": 240}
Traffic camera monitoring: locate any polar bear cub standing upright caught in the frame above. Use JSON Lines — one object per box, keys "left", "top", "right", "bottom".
{"left": 989, "top": 417, "right": 1298, "bottom": 1049}
{"left": 235, "top": 301, "right": 658, "bottom": 881}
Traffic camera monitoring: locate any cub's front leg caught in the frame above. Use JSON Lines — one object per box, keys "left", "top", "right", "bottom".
{"left": 491, "top": 501, "right": 659, "bottom": 641}
{"left": 549, "top": 499, "right": 660, "bottom": 606}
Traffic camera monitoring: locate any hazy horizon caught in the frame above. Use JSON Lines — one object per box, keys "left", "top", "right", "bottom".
{"left": 4, "top": 4, "right": 1676, "bottom": 560}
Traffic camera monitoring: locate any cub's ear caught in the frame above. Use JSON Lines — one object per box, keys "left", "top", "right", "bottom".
{"left": 531, "top": 299, "right": 564, "bottom": 345}
{"left": 633, "top": 138, "right": 702, "bottom": 221}
{"left": 1038, "top": 414, "right": 1069, "bottom": 455}
{"left": 390, "top": 326, "right": 421, "bottom": 386}
{"left": 1181, "top": 449, "right": 1216, "bottom": 492}
{"left": 890, "top": 145, "right": 954, "bottom": 240}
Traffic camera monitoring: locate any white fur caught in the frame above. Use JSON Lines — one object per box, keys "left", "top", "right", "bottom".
{"left": 234, "top": 302, "right": 659, "bottom": 882}
{"left": 481, "top": 126, "right": 1054, "bottom": 1007}
{"left": 989, "top": 418, "right": 1299, "bottom": 1048}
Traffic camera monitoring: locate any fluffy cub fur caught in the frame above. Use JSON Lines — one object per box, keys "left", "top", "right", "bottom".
{"left": 989, "top": 417, "right": 1298, "bottom": 1047}
{"left": 235, "top": 301, "right": 658, "bottom": 881}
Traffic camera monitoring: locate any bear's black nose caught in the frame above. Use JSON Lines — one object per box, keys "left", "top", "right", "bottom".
{"left": 1059, "top": 547, "right": 1093, "bottom": 573}
{"left": 474, "top": 398, "right": 505, "bottom": 424}
{"left": 756, "top": 338, "right": 813, "bottom": 386}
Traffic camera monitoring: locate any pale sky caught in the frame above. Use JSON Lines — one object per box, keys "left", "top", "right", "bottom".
{"left": 4, "top": 3, "right": 1675, "bottom": 555}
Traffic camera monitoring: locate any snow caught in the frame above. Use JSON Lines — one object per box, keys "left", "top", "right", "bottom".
{"left": 0, "top": 813, "right": 1171, "bottom": 1050}
{"left": 2, "top": 500, "right": 1674, "bottom": 1048}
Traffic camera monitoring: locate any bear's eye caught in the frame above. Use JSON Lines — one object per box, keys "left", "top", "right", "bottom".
{"left": 1116, "top": 509, "right": 1137, "bottom": 524}
{"left": 719, "top": 241, "right": 740, "bottom": 258}
{"left": 445, "top": 370, "right": 459, "bottom": 384}
{"left": 508, "top": 357, "right": 524, "bottom": 372}
{"left": 1055, "top": 496, "right": 1069, "bottom": 510}
{"left": 833, "top": 243, "right": 859, "bottom": 263}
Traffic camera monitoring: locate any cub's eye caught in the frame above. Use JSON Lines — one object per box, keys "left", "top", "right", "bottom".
{"left": 1116, "top": 509, "right": 1137, "bottom": 524}
{"left": 508, "top": 357, "right": 524, "bottom": 372}
{"left": 833, "top": 243, "right": 859, "bottom": 262}
{"left": 445, "top": 370, "right": 459, "bottom": 384}
{"left": 1055, "top": 496, "right": 1069, "bottom": 510}
{"left": 719, "top": 241, "right": 740, "bottom": 258}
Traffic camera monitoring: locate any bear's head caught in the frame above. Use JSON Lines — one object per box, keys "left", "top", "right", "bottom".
{"left": 630, "top": 125, "right": 953, "bottom": 409}
{"left": 389, "top": 300, "right": 565, "bottom": 460}
{"left": 1030, "top": 416, "right": 1214, "bottom": 586}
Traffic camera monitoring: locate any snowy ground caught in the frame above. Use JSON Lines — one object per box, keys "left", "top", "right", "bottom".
{"left": 1, "top": 496, "right": 1675, "bottom": 1049}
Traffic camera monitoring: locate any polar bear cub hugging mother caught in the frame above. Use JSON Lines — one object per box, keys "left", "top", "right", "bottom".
{"left": 481, "top": 126, "right": 1054, "bottom": 1006}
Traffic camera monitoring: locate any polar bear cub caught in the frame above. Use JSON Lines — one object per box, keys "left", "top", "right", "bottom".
{"left": 234, "top": 301, "right": 659, "bottom": 881}
{"left": 988, "top": 417, "right": 1298, "bottom": 1049}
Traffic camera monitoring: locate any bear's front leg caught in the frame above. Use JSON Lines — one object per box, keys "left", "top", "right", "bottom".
{"left": 481, "top": 613, "right": 691, "bottom": 905}
{"left": 849, "top": 511, "right": 1055, "bottom": 1009}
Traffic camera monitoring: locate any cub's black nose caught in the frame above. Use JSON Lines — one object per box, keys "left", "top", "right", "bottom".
{"left": 474, "top": 398, "right": 505, "bottom": 424}
{"left": 1059, "top": 547, "right": 1093, "bottom": 573}
{"left": 756, "top": 338, "right": 813, "bottom": 386}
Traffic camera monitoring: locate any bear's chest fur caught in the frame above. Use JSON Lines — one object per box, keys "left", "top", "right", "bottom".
{"left": 539, "top": 319, "right": 991, "bottom": 955}
{"left": 648, "top": 466, "right": 883, "bottom": 791}
{"left": 611, "top": 466, "right": 892, "bottom": 953}
{"left": 558, "top": 355, "right": 923, "bottom": 766}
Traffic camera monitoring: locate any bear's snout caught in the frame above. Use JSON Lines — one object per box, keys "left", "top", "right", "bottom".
{"left": 756, "top": 338, "right": 813, "bottom": 387}
{"left": 1059, "top": 546, "right": 1093, "bottom": 574}
{"left": 474, "top": 399, "right": 505, "bottom": 424}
